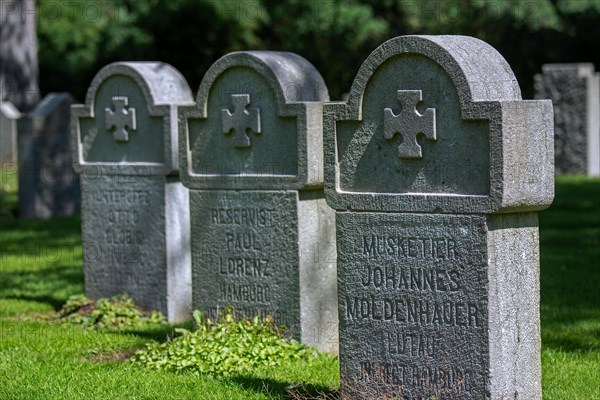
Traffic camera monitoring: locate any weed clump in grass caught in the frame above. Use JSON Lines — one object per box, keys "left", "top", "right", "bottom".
{"left": 134, "top": 309, "right": 319, "bottom": 376}
{"left": 47, "top": 294, "right": 166, "bottom": 329}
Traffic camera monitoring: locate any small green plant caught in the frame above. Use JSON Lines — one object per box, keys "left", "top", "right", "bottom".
{"left": 51, "top": 294, "right": 165, "bottom": 329}
{"left": 134, "top": 309, "right": 318, "bottom": 376}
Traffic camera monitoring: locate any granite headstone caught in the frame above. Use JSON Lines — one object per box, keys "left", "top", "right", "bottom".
{"left": 180, "top": 51, "right": 338, "bottom": 353}
{"left": 535, "top": 63, "right": 600, "bottom": 176}
{"left": 324, "top": 35, "right": 554, "bottom": 398}
{"left": 18, "top": 93, "right": 80, "bottom": 219}
{"left": 1, "top": 101, "right": 20, "bottom": 166}
{"left": 71, "top": 62, "right": 194, "bottom": 322}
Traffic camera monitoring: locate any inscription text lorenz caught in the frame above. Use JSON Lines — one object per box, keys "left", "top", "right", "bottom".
{"left": 222, "top": 94, "right": 262, "bottom": 148}
{"left": 384, "top": 90, "right": 436, "bottom": 159}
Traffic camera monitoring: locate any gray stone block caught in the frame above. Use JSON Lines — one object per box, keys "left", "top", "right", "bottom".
{"left": 18, "top": 93, "right": 80, "bottom": 219}
{"left": 535, "top": 63, "right": 600, "bottom": 176}
{"left": 71, "top": 62, "right": 194, "bottom": 322}
{"left": 180, "top": 51, "right": 338, "bottom": 353}
{"left": 324, "top": 35, "right": 554, "bottom": 399}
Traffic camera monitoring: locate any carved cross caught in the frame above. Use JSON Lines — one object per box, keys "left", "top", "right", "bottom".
{"left": 383, "top": 90, "right": 436, "bottom": 159}
{"left": 221, "top": 94, "right": 261, "bottom": 148}
{"left": 105, "top": 96, "right": 137, "bottom": 142}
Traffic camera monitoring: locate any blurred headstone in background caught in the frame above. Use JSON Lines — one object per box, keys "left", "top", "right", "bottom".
{"left": 18, "top": 92, "right": 80, "bottom": 219}
{"left": 535, "top": 63, "right": 600, "bottom": 176}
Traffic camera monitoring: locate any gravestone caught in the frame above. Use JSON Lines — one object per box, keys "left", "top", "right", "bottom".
{"left": 71, "top": 62, "right": 194, "bottom": 322}
{"left": 1, "top": 101, "right": 20, "bottom": 165}
{"left": 324, "top": 36, "right": 554, "bottom": 398}
{"left": 535, "top": 63, "right": 600, "bottom": 176}
{"left": 179, "top": 51, "right": 338, "bottom": 353}
{"left": 18, "top": 93, "right": 80, "bottom": 219}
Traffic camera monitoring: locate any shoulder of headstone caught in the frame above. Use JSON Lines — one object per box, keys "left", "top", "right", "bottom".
{"left": 191, "top": 51, "right": 329, "bottom": 111}
{"left": 178, "top": 51, "right": 330, "bottom": 190}
{"left": 80, "top": 62, "right": 194, "bottom": 108}
{"left": 341, "top": 35, "right": 522, "bottom": 119}
{"left": 28, "top": 93, "right": 76, "bottom": 117}
{"left": 324, "top": 35, "right": 555, "bottom": 214}
{"left": 0, "top": 101, "right": 22, "bottom": 119}
{"left": 70, "top": 62, "right": 194, "bottom": 176}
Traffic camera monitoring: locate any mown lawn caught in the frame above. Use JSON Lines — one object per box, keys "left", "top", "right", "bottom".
{"left": 538, "top": 176, "right": 600, "bottom": 399}
{"left": 0, "top": 174, "right": 598, "bottom": 399}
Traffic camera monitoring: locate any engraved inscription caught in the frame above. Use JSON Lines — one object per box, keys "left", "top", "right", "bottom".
{"left": 358, "top": 362, "right": 474, "bottom": 390}
{"left": 88, "top": 188, "right": 152, "bottom": 265}
{"left": 192, "top": 192, "right": 300, "bottom": 337}
{"left": 211, "top": 208, "right": 274, "bottom": 227}
{"left": 344, "top": 296, "right": 481, "bottom": 327}
{"left": 360, "top": 265, "right": 460, "bottom": 292}
{"left": 221, "top": 94, "right": 261, "bottom": 148}
{"left": 385, "top": 332, "right": 436, "bottom": 357}
{"left": 337, "top": 213, "right": 488, "bottom": 397}
{"left": 218, "top": 283, "right": 271, "bottom": 304}
{"left": 91, "top": 189, "right": 150, "bottom": 206}
{"left": 81, "top": 176, "right": 167, "bottom": 315}
{"left": 106, "top": 96, "right": 137, "bottom": 142}
{"left": 384, "top": 90, "right": 436, "bottom": 159}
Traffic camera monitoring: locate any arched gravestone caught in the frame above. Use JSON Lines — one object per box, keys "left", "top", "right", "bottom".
{"left": 180, "top": 51, "right": 338, "bottom": 353}
{"left": 324, "top": 36, "right": 554, "bottom": 398}
{"left": 71, "top": 62, "right": 194, "bottom": 322}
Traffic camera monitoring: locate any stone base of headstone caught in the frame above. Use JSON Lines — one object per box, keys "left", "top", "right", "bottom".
{"left": 337, "top": 212, "right": 541, "bottom": 398}
{"left": 81, "top": 174, "right": 191, "bottom": 322}
{"left": 190, "top": 190, "right": 337, "bottom": 352}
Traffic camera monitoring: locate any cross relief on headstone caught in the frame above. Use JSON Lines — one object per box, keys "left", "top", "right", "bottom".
{"left": 106, "top": 96, "right": 137, "bottom": 142}
{"left": 384, "top": 89, "right": 436, "bottom": 159}
{"left": 221, "top": 94, "right": 261, "bottom": 148}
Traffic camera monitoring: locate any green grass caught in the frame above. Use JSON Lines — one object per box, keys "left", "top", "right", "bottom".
{"left": 0, "top": 221, "right": 337, "bottom": 397}
{"left": 0, "top": 165, "right": 18, "bottom": 219}
{"left": 539, "top": 175, "right": 600, "bottom": 400}
{"left": 0, "top": 175, "right": 599, "bottom": 399}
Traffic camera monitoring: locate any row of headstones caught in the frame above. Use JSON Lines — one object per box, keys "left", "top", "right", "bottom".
{"left": 0, "top": 62, "right": 594, "bottom": 220}
{"left": 71, "top": 36, "right": 554, "bottom": 399}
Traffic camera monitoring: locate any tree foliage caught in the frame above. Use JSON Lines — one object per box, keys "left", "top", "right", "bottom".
{"left": 37, "top": 0, "right": 600, "bottom": 101}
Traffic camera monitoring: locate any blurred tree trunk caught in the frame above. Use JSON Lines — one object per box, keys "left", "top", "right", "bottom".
{"left": 0, "top": 0, "right": 39, "bottom": 112}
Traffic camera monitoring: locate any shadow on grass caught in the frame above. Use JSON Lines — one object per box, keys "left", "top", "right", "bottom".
{"left": 0, "top": 264, "right": 84, "bottom": 309}
{"left": 227, "top": 375, "right": 338, "bottom": 400}
{"left": 539, "top": 176, "right": 600, "bottom": 353}
{"left": 0, "top": 215, "right": 82, "bottom": 248}
{"left": 112, "top": 321, "right": 195, "bottom": 342}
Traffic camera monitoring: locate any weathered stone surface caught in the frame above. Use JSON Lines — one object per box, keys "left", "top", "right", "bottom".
{"left": 71, "top": 62, "right": 194, "bottom": 322}
{"left": 180, "top": 51, "right": 338, "bottom": 353}
{"left": 535, "top": 63, "right": 600, "bottom": 176}
{"left": 0, "top": 101, "right": 20, "bottom": 165}
{"left": 191, "top": 191, "right": 301, "bottom": 334}
{"left": 324, "top": 35, "right": 554, "bottom": 399}
{"left": 18, "top": 93, "right": 80, "bottom": 219}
